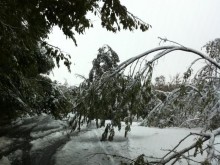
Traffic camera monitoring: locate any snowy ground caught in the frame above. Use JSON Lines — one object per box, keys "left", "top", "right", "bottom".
{"left": 53, "top": 123, "right": 219, "bottom": 165}
{"left": 0, "top": 115, "right": 220, "bottom": 165}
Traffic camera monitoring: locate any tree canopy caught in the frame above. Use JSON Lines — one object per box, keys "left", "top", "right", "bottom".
{"left": 0, "top": 0, "right": 150, "bottom": 122}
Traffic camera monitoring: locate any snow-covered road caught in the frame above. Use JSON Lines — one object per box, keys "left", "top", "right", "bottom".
{"left": 54, "top": 122, "right": 212, "bottom": 165}
{"left": 54, "top": 122, "right": 130, "bottom": 165}
{"left": 1, "top": 115, "right": 220, "bottom": 165}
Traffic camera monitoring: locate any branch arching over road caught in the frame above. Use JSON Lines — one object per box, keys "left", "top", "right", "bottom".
{"left": 109, "top": 46, "right": 220, "bottom": 78}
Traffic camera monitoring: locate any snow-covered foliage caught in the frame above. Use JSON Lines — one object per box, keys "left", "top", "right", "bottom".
{"left": 3, "top": 39, "right": 220, "bottom": 164}
{"left": 69, "top": 45, "right": 155, "bottom": 139}
{"left": 80, "top": 39, "right": 220, "bottom": 164}
{"left": 141, "top": 39, "right": 220, "bottom": 131}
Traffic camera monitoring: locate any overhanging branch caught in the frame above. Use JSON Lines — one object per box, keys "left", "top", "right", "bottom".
{"left": 110, "top": 46, "right": 220, "bottom": 78}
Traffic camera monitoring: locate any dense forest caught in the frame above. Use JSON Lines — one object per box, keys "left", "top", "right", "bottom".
{"left": 1, "top": 0, "right": 220, "bottom": 165}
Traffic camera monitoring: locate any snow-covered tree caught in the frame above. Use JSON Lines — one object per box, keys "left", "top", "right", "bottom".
{"left": 70, "top": 38, "right": 220, "bottom": 164}
{"left": 89, "top": 45, "right": 120, "bottom": 82}
{"left": 0, "top": 0, "right": 150, "bottom": 124}
{"left": 142, "top": 39, "right": 220, "bottom": 130}
{"left": 70, "top": 45, "right": 155, "bottom": 139}
{"left": 111, "top": 38, "right": 220, "bottom": 164}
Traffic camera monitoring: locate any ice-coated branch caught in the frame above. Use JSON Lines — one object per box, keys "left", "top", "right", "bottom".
{"left": 160, "top": 133, "right": 193, "bottom": 160}
{"left": 185, "top": 57, "right": 204, "bottom": 77}
{"left": 109, "top": 46, "right": 220, "bottom": 78}
{"left": 202, "top": 76, "right": 220, "bottom": 80}
{"left": 158, "top": 37, "right": 186, "bottom": 47}
{"left": 186, "top": 128, "right": 220, "bottom": 163}
{"left": 79, "top": 45, "right": 219, "bottom": 108}
{"left": 184, "top": 84, "right": 204, "bottom": 97}
{"left": 161, "top": 149, "right": 202, "bottom": 164}
{"left": 110, "top": 46, "right": 176, "bottom": 77}
{"left": 179, "top": 118, "right": 200, "bottom": 127}
{"left": 158, "top": 134, "right": 209, "bottom": 164}
{"left": 207, "top": 133, "right": 215, "bottom": 162}
{"left": 146, "top": 84, "right": 203, "bottom": 121}
{"left": 154, "top": 89, "right": 170, "bottom": 97}
{"left": 90, "top": 130, "right": 220, "bottom": 164}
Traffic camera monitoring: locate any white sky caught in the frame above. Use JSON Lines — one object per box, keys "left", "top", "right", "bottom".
{"left": 48, "top": 0, "right": 220, "bottom": 85}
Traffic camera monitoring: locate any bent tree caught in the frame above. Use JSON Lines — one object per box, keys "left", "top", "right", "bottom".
{"left": 74, "top": 39, "right": 220, "bottom": 164}
{"left": 70, "top": 45, "right": 155, "bottom": 140}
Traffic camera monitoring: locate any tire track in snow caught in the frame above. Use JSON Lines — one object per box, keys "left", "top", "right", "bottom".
{"left": 92, "top": 129, "right": 116, "bottom": 165}
{"left": 54, "top": 124, "right": 131, "bottom": 165}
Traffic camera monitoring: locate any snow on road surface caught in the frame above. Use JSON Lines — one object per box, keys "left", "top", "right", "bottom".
{"left": 55, "top": 122, "right": 130, "bottom": 165}
{"left": 1, "top": 115, "right": 220, "bottom": 165}
{"left": 54, "top": 122, "right": 220, "bottom": 165}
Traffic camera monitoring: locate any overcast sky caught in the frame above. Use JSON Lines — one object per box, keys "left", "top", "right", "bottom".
{"left": 48, "top": 0, "right": 220, "bottom": 86}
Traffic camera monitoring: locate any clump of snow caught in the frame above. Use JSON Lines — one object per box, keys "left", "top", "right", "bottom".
{"left": 30, "top": 130, "right": 67, "bottom": 152}
{"left": 27, "top": 114, "right": 69, "bottom": 152}
{"left": 31, "top": 127, "right": 64, "bottom": 139}
{"left": 0, "top": 156, "right": 11, "bottom": 165}
{"left": 8, "top": 149, "right": 23, "bottom": 164}
{"left": 18, "top": 114, "right": 49, "bottom": 130}
{"left": 0, "top": 137, "right": 14, "bottom": 153}
{"left": 30, "top": 115, "right": 67, "bottom": 139}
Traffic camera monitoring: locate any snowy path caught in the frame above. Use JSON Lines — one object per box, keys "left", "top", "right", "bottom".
{"left": 0, "top": 115, "right": 70, "bottom": 165}
{"left": 54, "top": 123, "right": 220, "bottom": 165}
{"left": 1, "top": 115, "right": 220, "bottom": 165}
{"left": 54, "top": 123, "right": 130, "bottom": 165}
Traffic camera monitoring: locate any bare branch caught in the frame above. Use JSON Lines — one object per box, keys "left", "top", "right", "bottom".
{"left": 179, "top": 118, "right": 200, "bottom": 128}
{"left": 158, "top": 37, "right": 186, "bottom": 47}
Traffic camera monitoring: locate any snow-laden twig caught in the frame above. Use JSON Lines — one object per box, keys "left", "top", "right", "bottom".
{"left": 207, "top": 133, "right": 215, "bottom": 162}
{"left": 154, "top": 89, "right": 170, "bottom": 97}
{"left": 179, "top": 118, "right": 200, "bottom": 127}
{"left": 160, "top": 133, "right": 193, "bottom": 160}
{"left": 158, "top": 135, "right": 209, "bottom": 164}
{"left": 202, "top": 76, "right": 220, "bottom": 80}
{"left": 147, "top": 84, "right": 203, "bottom": 121}
{"left": 190, "top": 128, "right": 220, "bottom": 163}
{"left": 187, "top": 58, "right": 203, "bottom": 72}
{"left": 185, "top": 84, "right": 204, "bottom": 97}
{"left": 161, "top": 149, "right": 202, "bottom": 165}
{"left": 110, "top": 46, "right": 176, "bottom": 77}
{"left": 158, "top": 37, "right": 186, "bottom": 48}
